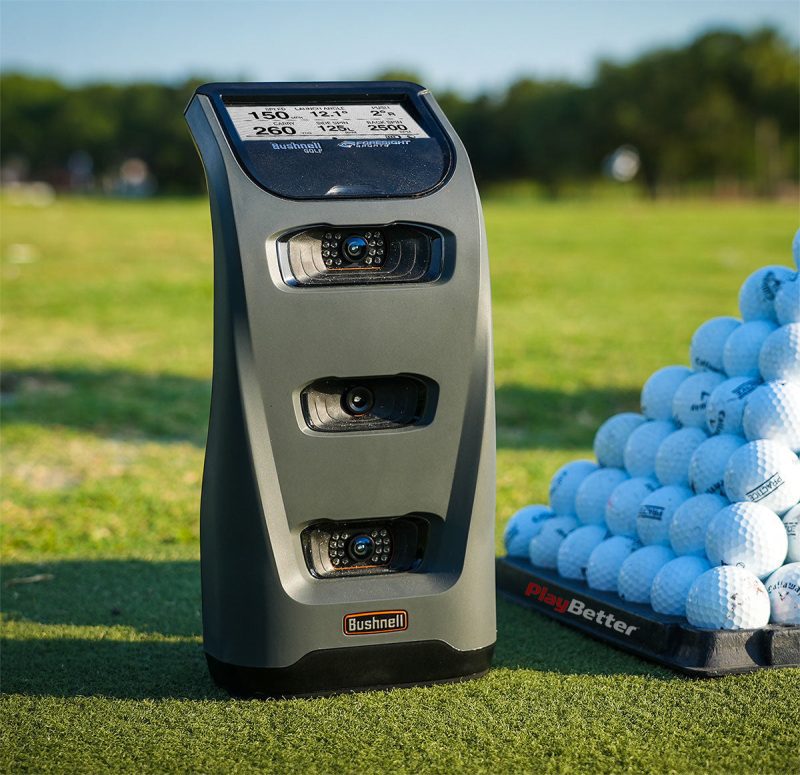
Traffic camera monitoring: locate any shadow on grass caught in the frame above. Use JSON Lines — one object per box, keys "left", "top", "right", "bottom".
{"left": 1, "top": 559, "right": 667, "bottom": 700}
{"left": 1, "top": 368, "right": 639, "bottom": 450}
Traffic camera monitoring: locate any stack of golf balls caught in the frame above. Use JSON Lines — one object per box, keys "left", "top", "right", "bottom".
{"left": 503, "top": 231, "right": 800, "bottom": 630}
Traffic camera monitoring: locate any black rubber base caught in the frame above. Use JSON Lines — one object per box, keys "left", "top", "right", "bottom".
{"left": 497, "top": 556, "right": 800, "bottom": 677}
{"left": 207, "top": 640, "right": 495, "bottom": 699}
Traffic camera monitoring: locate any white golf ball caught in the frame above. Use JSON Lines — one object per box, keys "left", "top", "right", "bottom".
{"left": 503, "top": 504, "right": 554, "bottom": 557}
{"left": 723, "top": 320, "right": 778, "bottom": 378}
{"left": 623, "top": 420, "right": 677, "bottom": 478}
{"left": 705, "top": 375, "right": 762, "bottom": 436}
{"left": 672, "top": 371, "right": 726, "bottom": 428}
{"left": 669, "top": 493, "right": 728, "bottom": 556}
{"left": 574, "top": 467, "right": 629, "bottom": 526}
{"left": 651, "top": 555, "right": 712, "bottom": 617}
{"left": 586, "top": 535, "right": 641, "bottom": 592}
{"left": 690, "top": 316, "right": 740, "bottom": 374}
{"left": 723, "top": 439, "right": 800, "bottom": 516}
{"left": 605, "top": 476, "right": 659, "bottom": 537}
{"left": 688, "top": 433, "right": 746, "bottom": 496}
{"left": 593, "top": 413, "right": 646, "bottom": 468}
{"left": 655, "top": 427, "right": 708, "bottom": 487}
{"left": 705, "top": 502, "right": 788, "bottom": 579}
{"left": 686, "top": 566, "right": 770, "bottom": 630}
{"left": 636, "top": 485, "right": 693, "bottom": 546}
{"left": 641, "top": 365, "right": 692, "bottom": 421}
{"left": 529, "top": 516, "right": 579, "bottom": 568}
{"left": 556, "top": 524, "right": 608, "bottom": 580}
{"left": 617, "top": 545, "right": 675, "bottom": 604}
{"left": 783, "top": 504, "right": 800, "bottom": 563}
{"left": 765, "top": 562, "right": 800, "bottom": 625}
{"left": 775, "top": 274, "right": 800, "bottom": 325}
{"left": 738, "top": 265, "right": 795, "bottom": 323}
{"left": 743, "top": 380, "right": 800, "bottom": 453}
{"left": 549, "top": 459, "right": 599, "bottom": 516}
{"left": 758, "top": 323, "right": 800, "bottom": 383}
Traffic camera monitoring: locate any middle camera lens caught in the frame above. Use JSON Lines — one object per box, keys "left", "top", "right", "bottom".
{"left": 344, "top": 385, "right": 374, "bottom": 415}
{"left": 342, "top": 235, "right": 368, "bottom": 262}
{"left": 349, "top": 535, "right": 374, "bottom": 561}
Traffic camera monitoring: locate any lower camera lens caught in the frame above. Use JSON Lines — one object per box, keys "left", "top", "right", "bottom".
{"left": 342, "top": 235, "right": 368, "bottom": 262}
{"left": 349, "top": 535, "right": 374, "bottom": 561}
{"left": 344, "top": 385, "right": 374, "bottom": 415}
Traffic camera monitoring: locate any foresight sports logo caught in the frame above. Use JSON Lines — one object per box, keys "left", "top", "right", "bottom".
{"left": 524, "top": 582, "right": 640, "bottom": 636}
{"left": 343, "top": 610, "right": 408, "bottom": 636}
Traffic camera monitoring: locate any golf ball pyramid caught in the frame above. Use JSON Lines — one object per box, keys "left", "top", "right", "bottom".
{"left": 504, "top": 245, "right": 800, "bottom": 630}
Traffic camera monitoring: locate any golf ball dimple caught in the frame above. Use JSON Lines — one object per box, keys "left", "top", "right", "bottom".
{"left": 655, "top": 427, "right": 709, "bottom": 487}
{"left": 686, "top": 566, "right": 770, "bottom": 630}
{"left": 705, "top": 502, "right": 788, "bottom": 579}
{"left": 669, "top": 493, "right": 728, "bottom": 556}
{"left": 722, "top": 320, "right": 778, "bottom": 378}
{"left": 593, "top": 413, "right": 647, "bottom": 468}
{"left": 503, "top": 504, "right": 554, "bottom": 557}
{"left": 556, "top": 524, "right": 608, "bottom": 580}
{"left": 784, "top": 504, "right": 800, "bottom": 563}
{"left": 688, "top": 433, "right": 746, "bottom": 496}
{"left": 690, "top": 317, "right": 740, "bottom": 374}
{"left": 548, "top": 459, "right": 599, "bottom": 516}
{"left": 764, "top": 562, "right": 800, "bottom": 625}
{"left": 774, "top": 273, "right": 800, "bottom": 325}
{"left": 574, "top": 467, "right": 629, "bottom": 526}
{"left": 758, "top": 323, "right": 800, "bottom": 383}
{"left": 636, "top": 485, "right": 693, "bottom": 546}
{"left": 641, "top": 366, "right": 693, "bottom": 421}
{"left": 623, "top": 420, "right": 677, "bottom": 478}
{"left": 738, "top": 265, "right": 795, "bottom": 323}
{"left": 529, "top": 516, "right": 579, "bottom": 569}
{"left": 650, "top": 555, "right": 712, "bottom": 617}
{"left": 617, "top": 545, "right": 676, "bottom": 604}
{"left": 705, "top": 376, "right": 762, "bottom": 436}
{"left": 586, "top": 535, "right": 641, "bottom": 592}
{"left": 672, "top": 371, "right": 726, "bottom": 428}
{"left": 605, "top": 476, "right": 660, "bottom": 537}
{"left": 742, "top": 380, "right": 800, "bottom": 453}
{"left": 723, "top": 439, "right": 800, "bottom": 516}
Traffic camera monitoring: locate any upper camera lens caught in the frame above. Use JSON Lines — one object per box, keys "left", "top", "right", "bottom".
{"left": 342, "top": 235, "right": 368, "bottom": 262}
{"left": 349, "top": 535, "right": 374, "bottom": 561}
{"left": 344, "top": 385, "right": 374, "bottom": 415}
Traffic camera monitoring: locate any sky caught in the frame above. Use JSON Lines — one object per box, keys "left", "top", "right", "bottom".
{"left": 1, "top": 0, "right": 798, "bottom": 93}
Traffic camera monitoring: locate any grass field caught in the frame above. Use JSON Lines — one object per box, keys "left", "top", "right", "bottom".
{"left": 2, "top": 195, "right": 799, "bottom": 773}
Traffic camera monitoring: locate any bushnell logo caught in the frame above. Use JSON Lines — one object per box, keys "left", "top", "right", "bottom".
{"left": 343, "top": 610, "right": 408, "bottom": 635}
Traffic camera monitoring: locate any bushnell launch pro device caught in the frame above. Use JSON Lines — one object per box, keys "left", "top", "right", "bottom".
{"left": 185, "top": 81, "right": 495, "bottom": 697}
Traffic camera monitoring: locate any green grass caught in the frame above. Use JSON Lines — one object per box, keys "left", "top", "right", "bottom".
{"left": 2, "top": 195, "right": 799, "bottom": 773}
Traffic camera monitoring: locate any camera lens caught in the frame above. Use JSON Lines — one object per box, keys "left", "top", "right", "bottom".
{"left": 344, "top": 385, "right": 374, "bottom": 415}
{"left": 349, "top": 535, "right": 374, "bottom": 561}
{"left": 342, "top": 235, "right": 368, "bottom": 262}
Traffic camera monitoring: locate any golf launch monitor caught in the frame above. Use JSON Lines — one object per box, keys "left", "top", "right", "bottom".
{"left": 186, "top": 82, "right": 496, "bottom": 697}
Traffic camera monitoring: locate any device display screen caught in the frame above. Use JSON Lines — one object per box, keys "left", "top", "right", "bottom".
{"left": 225, "top": 102, "right": 429, "bottom": 141}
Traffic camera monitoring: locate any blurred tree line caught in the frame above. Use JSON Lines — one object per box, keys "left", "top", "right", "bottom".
{"left": 1, "top": 28, "right": 797, "bottom": 197}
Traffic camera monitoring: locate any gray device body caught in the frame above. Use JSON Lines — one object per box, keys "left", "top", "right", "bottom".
{"left": 185, "top": 82, "right": 495, "bottom": 697}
